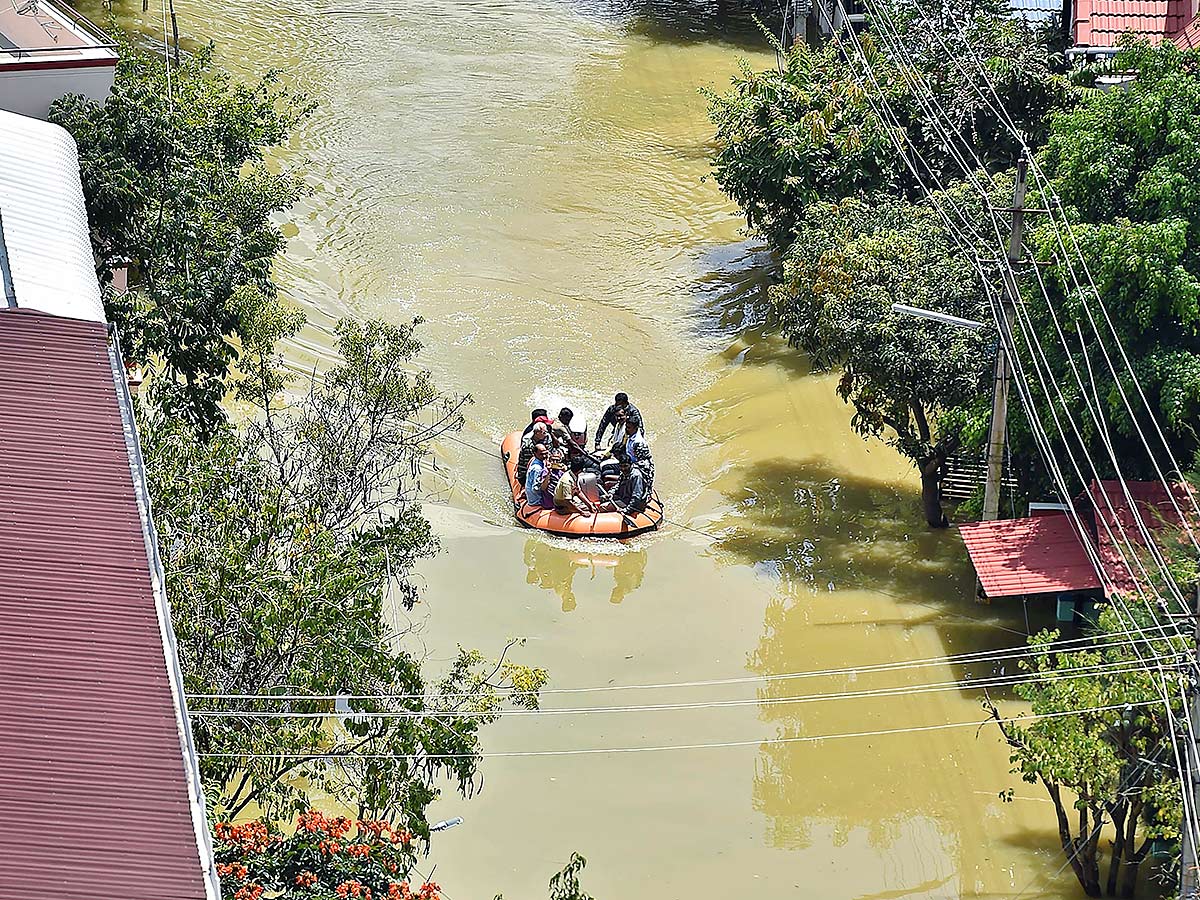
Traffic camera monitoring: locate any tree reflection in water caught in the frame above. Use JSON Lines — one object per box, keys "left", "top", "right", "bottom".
{"left": 522, "top": 537, "right": 648, "bottom": 611}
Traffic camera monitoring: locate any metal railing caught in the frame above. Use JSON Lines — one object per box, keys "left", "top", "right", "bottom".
{"left": 0, "top": 0, "right": 117, "bottom": 58}
{"left": 107, "top": 325, "right": 223, "bottom": 900}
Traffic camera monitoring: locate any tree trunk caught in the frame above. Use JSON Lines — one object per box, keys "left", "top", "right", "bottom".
{"left": 1117, "top": 801, "right": 1142, "bottom": 898}
{"left": 1047, "top": 782, "right": 1103, "bottom": 896}
{"left": 1107, "top": 803, "right": 1127, "bottom": 896}
{"left": 919, "top": 462, "right": 948, "bottom": 528}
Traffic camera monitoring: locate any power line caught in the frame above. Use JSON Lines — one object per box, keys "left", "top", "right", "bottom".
{"left": 187, "top": 627, "right": 1185, "bottom": 703}
{"left": 186, "top": 659, "right": 1179, "bottom": 720}
{"left": 195, "top": 699, "right": 1162, "bottom": 761}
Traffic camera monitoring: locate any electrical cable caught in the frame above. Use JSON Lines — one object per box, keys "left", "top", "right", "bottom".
{"left": 188, "top": 626, "right": 1185, "bottom": 702}
{"left": 195, "top": 699, "right": 1162, "bottom": 761}
{"left": 187, "top": 658, "right": 1180, "bottom": 720}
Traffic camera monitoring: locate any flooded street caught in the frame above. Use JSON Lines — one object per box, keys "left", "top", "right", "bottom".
{"left": 107, "top": 0, "right": 1079, "bottom": 895}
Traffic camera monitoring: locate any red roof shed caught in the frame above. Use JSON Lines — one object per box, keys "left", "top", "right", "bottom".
{"left": 959, "top": 514, "right": 1102, "bottom": 597}
{"left": 959, "top": 479, "right": 1198, "bottom": 600}
{"left": 0, "top": 308, "right": 217, "bottom": 900}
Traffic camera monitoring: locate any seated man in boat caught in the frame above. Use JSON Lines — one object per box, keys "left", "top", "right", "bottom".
{"left": 598, "top": 441, "right": 624, "bottom": 490}
{"left": 594, "top": 392, "right": 643, "bottom": 451}
{"left": 554, "top": 457, "right": 598, "bottom": 516}
{"left": 551, "top": 407, "right": 576, "bottom": 445}
{"left": 621, "top": 415, "right": 654, "bottom": 491}
{"left": 517, "top": 421, "right": 549, "bottom": 483}
{"left": 605, "top": 450, "right": 649, "bottom": 515}
{"left": 524, "top": 442, "right": 553, "bottom": 509}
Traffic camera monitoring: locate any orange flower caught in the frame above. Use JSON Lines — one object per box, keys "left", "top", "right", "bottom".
{"left": 298, "top": 809, "right": 327, "bottom": 833}
{"left": 416, "top": 881, "right": 441, "bottom": 900}
{"left": 295, "top": 870, "right": 319, "bottom": 888}
{"left": 233, "top": 885, "right": 264, "bottom": 900}
{"left": 328, "top": 816, "right": 353, "bottom": 838}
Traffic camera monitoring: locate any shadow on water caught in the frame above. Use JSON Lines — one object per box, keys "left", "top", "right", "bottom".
{"left": 687, "top": 239, "right": 778, "bottom": 338}
{"left": 711, "top": 456, "right": 1056, "bottom": 679}
{"left": 523, "top": 537, "right": 649, "bottom": 610}
{"left": 572, "top": 0, "right": 785, "bottom": 50}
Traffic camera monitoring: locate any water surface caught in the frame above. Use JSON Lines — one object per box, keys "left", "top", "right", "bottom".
{"left": 105, "top": 0, "right": 1077, "bottom": 895}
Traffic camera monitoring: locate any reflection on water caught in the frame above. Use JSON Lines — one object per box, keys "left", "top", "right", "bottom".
{"left": 524, "top": 538, "right": 649, "bottom": 610}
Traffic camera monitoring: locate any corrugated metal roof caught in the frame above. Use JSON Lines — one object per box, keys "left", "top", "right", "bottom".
{"left": 1010, "top": 0, "right": 1064, "bottom": 22}
{"left": 958, "top": 480, "right": 1198, "bottom": 599}
{"left": 0, "top": 109, "right": 105, "bottom": 323}
{"left": 0, "top": 307, "right": 212, "bottom": 900}
{"left": 958, "top": 514, "right": 1101, "bottom": 598}
{"left": 1172, "top": 13, "right": 1200, "bottom": 45}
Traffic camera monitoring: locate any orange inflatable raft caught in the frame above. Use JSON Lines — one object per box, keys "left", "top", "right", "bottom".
{"left": 500, "top": 431, "right": 664, "bottom": 538}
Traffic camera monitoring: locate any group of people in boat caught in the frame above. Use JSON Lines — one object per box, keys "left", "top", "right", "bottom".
{"left": 515, "top": 392, "right": 655, "bottom": 518}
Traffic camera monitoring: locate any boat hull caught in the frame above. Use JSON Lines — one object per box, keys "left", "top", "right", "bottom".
{"left": 500, "top": 431, "right": 664, "bottom": 538}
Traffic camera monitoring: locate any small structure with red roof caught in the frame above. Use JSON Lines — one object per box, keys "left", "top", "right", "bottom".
{"left": 959, "top": 478, "right": 1198, "bottom": 609}
{"left": 1069, "top": 0, "right": 1200, "bottom": 56}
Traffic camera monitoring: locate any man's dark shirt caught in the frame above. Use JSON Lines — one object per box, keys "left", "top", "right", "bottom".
{"left": 595, "top": 401, "right": 643, "bottom": 447}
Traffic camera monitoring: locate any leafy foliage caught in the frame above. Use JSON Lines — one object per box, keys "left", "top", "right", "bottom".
{"left": 707, "top": 0, "right": 1070, "bottom": 251}
{"left": 1015, "top": 40, "right": 1200, "bottom": 489}
{"left": 212, "top": 811, "right": 442, "bottom": 900}
{"left": 988, "top": 607, "right": 1184, "bottom": 897}
{"left": 548, "top": 854, "right": 594, "bottom": 900}
{"left": 142, "top": 318, "right": 546, "bottom": 825}
{"left": 50, "top": 40, "right": 312, "bottom": 430}
{"left": 773, "top": 190, "right": 995, "bottom": 525}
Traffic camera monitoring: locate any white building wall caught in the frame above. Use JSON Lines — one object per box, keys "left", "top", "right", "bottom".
{"left": 0, "top": 63, "right": 115, "bottom": 120}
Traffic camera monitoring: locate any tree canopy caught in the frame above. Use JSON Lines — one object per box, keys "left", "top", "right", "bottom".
{"left": 774, "top": 190, "right": 995, "bottom": 525}
{"left": 707, "top": 0, "right": 1070, "bottom": 251}
{"left": 988, "top": 608, "right": 1185, "bottom": 897}
{"left": 1012, "top": 41, "right": 1200, "bottom": 491}
{"left": 51, "top": 41, "right": 312, "bottom": 430}
{"left": 145, "top": 318, "right": 545, "bottom": 826}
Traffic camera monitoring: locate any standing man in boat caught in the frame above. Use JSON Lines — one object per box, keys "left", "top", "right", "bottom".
{"left": 622, "top": 415, "right": 654, "bottom": 492}
{"left": 594, "top": 392, "right": 643, "bottom": 451}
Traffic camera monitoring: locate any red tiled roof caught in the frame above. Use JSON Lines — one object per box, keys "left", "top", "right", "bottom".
{"left": 1073, "top": 0, "right": 1196, "bottom": 46}
{"left": 0, "top": 308, "right": 210, "bottom": 900}
{"left": 959, "top": 513, "right": 1102, "bottom": 597}
{"left": 1087, "top": 479, "right": 1198, "bottom": 596}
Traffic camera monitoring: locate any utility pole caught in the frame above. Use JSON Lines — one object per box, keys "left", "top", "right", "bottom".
{"left": 1182, "top": 578, "right": 1200, "bottom": 900}
{"left": 981, "top": 152, "right": 1029, "bottom": 523}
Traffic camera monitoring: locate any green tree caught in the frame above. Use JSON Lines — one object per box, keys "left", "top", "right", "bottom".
{"left": 143, "top": 318, "right": 546, "bottom": 826}
{"left": 987, "top": 608, "right": 1184, "bottom": 898}
{"left": 1015, "top": 40, "right": 1200, "bottom": 492}
{"left": 773, "top": 191, "right": 995, "bottom": 525}
{"left": 50, "top": 41, "right": 312, "bottom": 430}
{"left": 707, "top": 0, "right": 1070, "bottom": 252}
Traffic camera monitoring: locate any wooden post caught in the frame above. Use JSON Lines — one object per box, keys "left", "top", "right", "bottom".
{"left": 981, "top": 152, "right": 1028, "bottom": 524}
{"left": 170, "top": 0, "right": 179, "bottom": 67}
{"left": 1182, "top": 577, "right": 1200, "bottom": 899}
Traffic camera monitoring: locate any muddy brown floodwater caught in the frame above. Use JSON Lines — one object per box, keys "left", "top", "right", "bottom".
{"left": 100, "top": 0, "right": 1085, "bottom": 895}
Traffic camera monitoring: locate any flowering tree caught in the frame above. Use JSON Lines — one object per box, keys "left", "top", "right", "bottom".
{"left": 213, "top": 811, "right": 443, "bottom": 900}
